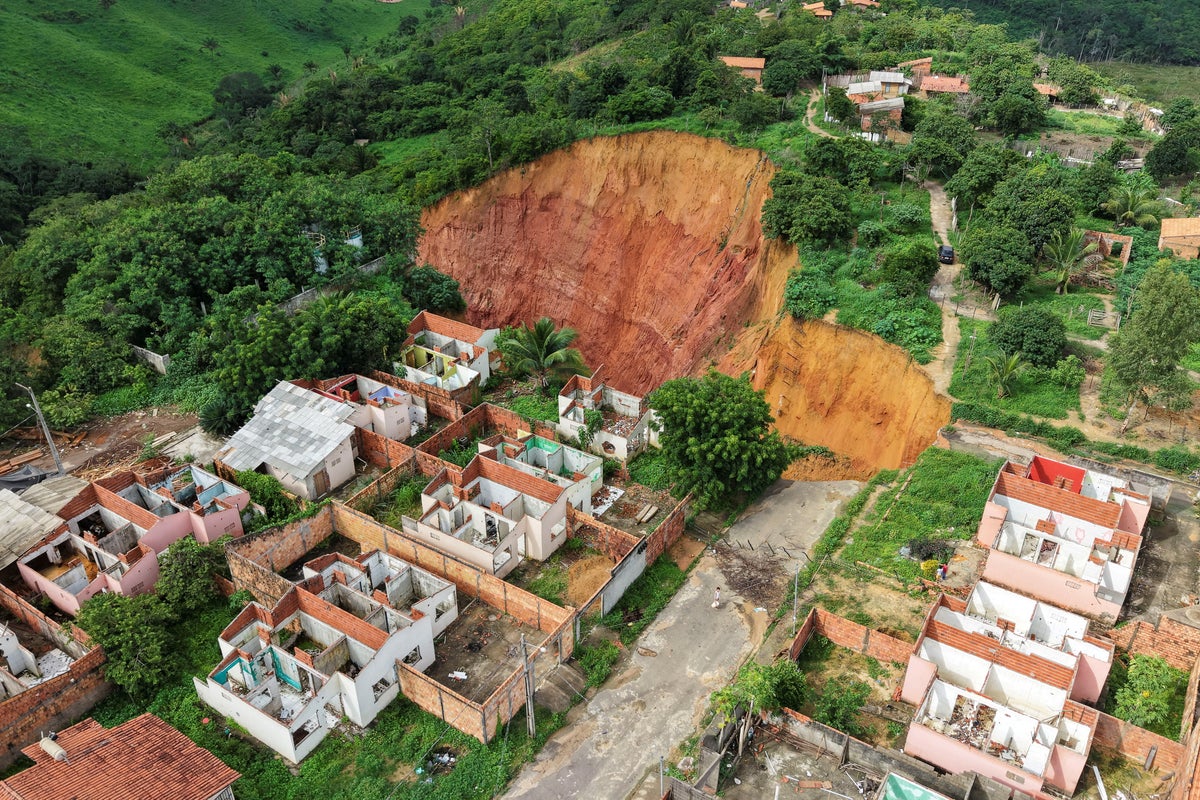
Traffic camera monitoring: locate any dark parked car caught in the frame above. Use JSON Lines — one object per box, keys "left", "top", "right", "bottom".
{"left": 938, "top": 245, "right": 955, "bottom": 264}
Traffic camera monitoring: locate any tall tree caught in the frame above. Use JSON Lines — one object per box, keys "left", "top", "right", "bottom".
{"left": 648, "top": 371, "right": 793, "bottom": 509}
{"left": 1042, "top": 228, "right": 1098, "bottom": 294}
{"left": 1103, "top": 181, "right": 1163, "bottom": 228}
{"left": 501, "top": 317, "right": 588, "bottom": 389}
{"left": 1109, "top": 264, "right": 1200, "bottom": 427}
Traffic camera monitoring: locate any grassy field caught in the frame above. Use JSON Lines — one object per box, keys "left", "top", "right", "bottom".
{"left": 0, "top": 0, "right": 414, "bottom": 164}
{"left": 1089, "top": 62, "right": 1200, "bottom": 105}
{"left": 949, "top": 320, "right": 1082, "bottom": 419}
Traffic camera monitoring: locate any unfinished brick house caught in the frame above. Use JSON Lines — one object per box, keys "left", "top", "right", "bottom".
{"left": 297, "top": 374, "right": 430, "bottom": 442}
{"left": 408, "top": 435, "right": 602, "bottom": 577}
{"left": 718, "top": 56, "right": 767, "bottom": 83}
{"left": 194, "top": 548, "right": 456, "bottom": 763}
{"left": 399, "top": 311, "right": 499, "bottom": 400}
{"left": 0, "top": 713, "right": 239, "bottom": 800}
{"left": 901, "top": 581, "right": 1114, "bottom": 795}
{"left": 0, "top": 584, "right": 110, "bottom": 770}
{"left": 16, "top": 465, "right": 250, "bottom": 615}
{"left": 974, "top": 456, "right": 1150, "bottom": 622}
{"left": 556, "top": 367, "right": 658, "bottom": 462}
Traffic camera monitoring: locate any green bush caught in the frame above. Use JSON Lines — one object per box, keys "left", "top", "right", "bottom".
{"left": 503, "top": 394, "right": 559, "bottom": 423}
{"left": 1112, "top": 655, "right": 1189, "bottom": 738}
{"left": 577, "top": 641, "right": 621, "bottom": 687}
{"left": 1154, "top": 446, "right": 1200, "bottom": 474}
{"left": 856, "top": 220, "right": 891, "bottom": 248}
{"left": 989, "top": 306, "right": 1067, "bottom": 368}
{"left": 601, "top": 559, "right": 686, "bottom": 644}
{"left": 814, "top": 679, "right": 872, "bottom": 738}
{"left": 628, "top": 449, "right": 670, "bottom": 490}
{"left": 784, "top": 269, "right": 837, "bottom": 320}
{"left": 92, "top": 384, "right": 154, "bottom": 417}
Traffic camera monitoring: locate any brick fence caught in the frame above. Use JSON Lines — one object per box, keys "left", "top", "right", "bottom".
{"left": 1106, "top": 614, "right": 1200, "bottom": 672}
{"left": 367, "top": 369, "right": 467, "bottom": 423}
{"left": 568, "top": 506, "right": 640, "bottom": 561}
{"left": 0, "top": 587, "right": 112, "bottom": 769}
{"left": 226, "top": 511, "right": 334, "bottom": 606}
{"left": 789, "top": 608, "right": 914, "bottom": 664}
{"left": 1093, "top": 711, "right": 1185, "bottom": 771}
{"left": 644, "top": 496, "right": 692, "bottom": 564}
{"left": 344, "top": 462, "right": 421, "bottom": 513}
{"left": 356, "top": 427, "right": 417, "bottom": 472}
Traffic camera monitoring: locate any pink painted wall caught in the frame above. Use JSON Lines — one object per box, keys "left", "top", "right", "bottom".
{"left": 904, "top": 722, "right": 1044, "bottom": 795}
{"left": 982, "top": 550, "right": 1121, "bottom": 621}
{"left": 17, "top": 563, "right": 82, "bottom": 616}
{"left": 191, "top": 504, "right": 246, "bottom": 543}
{"left": 1045, "top": 744, "right": 1087, "bottom": 793}
{"left": 1072, "top": 653, "right": 1112, "bottom": 704}
{"left": 901, "top": 654, "right": 937, "bottom": 705}
{"left": 1117, "top": 501, "right": 1150, "bottom": 534}
{"left": 976, "top": 501, "right": 1006, "bottom": 546}
{"left": 138, "top": 512, "right": 192, "bottom": 553}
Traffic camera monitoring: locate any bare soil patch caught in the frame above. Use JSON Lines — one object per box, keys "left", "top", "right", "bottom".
{"left": 715, "top": 544, "right": 787, "bottom": 611}
{"left": 667, "top": 535, "right": 706, "bottom": 572}
{"left": 567, "top": 555, "right": 615, "bottom": 607}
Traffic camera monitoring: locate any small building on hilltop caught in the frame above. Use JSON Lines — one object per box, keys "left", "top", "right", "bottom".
{"left": 1159, "top": 217, "right": 1200, "bottom": 259}
{"left": 398, "top": 311, "right": 499, "bottom": 401}
{"left": 0, "top": 714, "right": 239, "bottom": 800}
{"left": 557, "top": 367, "right": 657, "bottom": 462}
{"left": 719, "top": 56, "right": 767, "bottom": 83}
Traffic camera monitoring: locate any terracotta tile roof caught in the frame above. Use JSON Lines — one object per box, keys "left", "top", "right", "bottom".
{"left": 1033, "top": 83, "right": 1061, "bottom": 97}
{"left": 924, "top": 619, "right": 1075, "bottom": 690}
{"left": 407, "top": 310, "right": 489, "bottom": 346}
{"left": 993, "top": 472, "right": 1121, "bottom": 529}
{"left": 1160, "top": 217, "right": 1200, "bottom": 242}
{"left": 719, "top": 56, "right": 766, "bottom": 70}
{"left": 4, "top": 715, "right": 238, "bottom": 800}
{"left": 922, "top": 75, "right": 969, "bottom": 93}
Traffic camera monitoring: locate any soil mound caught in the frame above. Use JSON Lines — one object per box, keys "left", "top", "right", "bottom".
{"left": 418, "top": 132, "right": 949, "bottom": 473}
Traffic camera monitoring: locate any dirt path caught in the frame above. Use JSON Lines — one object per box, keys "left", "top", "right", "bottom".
{"left": 919, "top": 180, "right": 961, "bottom": 396}
{"left": 804, "top": 89, "right": 836, "bottom": 139}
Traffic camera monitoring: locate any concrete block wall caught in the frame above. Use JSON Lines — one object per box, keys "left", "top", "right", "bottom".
{"left": 1106, "top": 616, "right": 1200, "bottom": 671}
{"left": 1093, "top": 711, "right": 1184, "bottom": 771}
{"left": 790, "top": 608, "right": 914, "bottom": 665}
{"left": 0, "top": 647, "right": 112, "bottom": 769}
{"left": 567, "top": 506, "right": 639, "bottom": 560}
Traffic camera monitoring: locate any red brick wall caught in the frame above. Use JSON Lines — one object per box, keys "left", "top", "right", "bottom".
{"left": 0, "top": 648, "right": 112, "bottom": 769}
{"left": 367, "top": 370, "right": 466, "bottom": 422}
{"left": 1107, "top": 616, "right": 1200, "bottom": 672}
{"left": 645, "top": 496, "right": 692, "bottom": 564}
{"left": 331, "top": 504, "right": 573, "bottom": 649}
{"left": 0, "top": 584, "right": 92, "bottom": 649}
{"left": 93, "top": 482, "right": 161, "bottom": 531}
{"left": 789, "top": 609, "right": 913, "bottom": 665}
{"left": 397, "top": 662, "right": 488, "bottom": 741}
{"left": 355, "top": 428, "right": 416, "bottom": 471}
{"left": 1168, "top": 655, "right": 1200, "bottom": 800}
{"left": 567, "top": 506, "right": 639, "bottom": 561}
{"left": 55, "top": 484, "right": 99, "bottom": 523}
{"left": 226, "top": 510, "right": 335, "bottom": 605}
{"left": 344, "top": 462, "right": 421, "bottom": 513}
{"left": 1093, "top": 711, "right": 1184, "bottom": 771}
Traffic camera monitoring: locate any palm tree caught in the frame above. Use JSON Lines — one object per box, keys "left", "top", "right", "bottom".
{"left": 985, "top": 352, "right": 1028, "bottom": 399}
{"left": 1103, "top": 183, "right": 1163, "bottom": 228}
{"left": 1043, "top": 228, "right": 1099, "bottom": 294}
{"left": 200, "top": 37, "right": 220, "bottom": 57}
{"left": 502, "top": 318, "right": 589, "bottom": 389}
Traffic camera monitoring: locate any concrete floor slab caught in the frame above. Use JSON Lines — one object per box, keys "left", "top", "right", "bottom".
{"left": 726, "top": 480, "right": 864, "bottom": 573}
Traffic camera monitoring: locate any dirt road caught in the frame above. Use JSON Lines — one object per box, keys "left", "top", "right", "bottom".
{"left": 919, "top": 180, "right": 961, "bottom": 395}
{"left": 503, "top": 553, "right": 756, "bottom": 800}
{"left": 804, "top": 89, "right": 836, "bottom": 139}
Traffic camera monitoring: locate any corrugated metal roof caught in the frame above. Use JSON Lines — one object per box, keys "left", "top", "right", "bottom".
{"left": 0, "top": 490, "right": 62, "bottom": 570}
{"left": 218, "top": 381, "right": 356, "bottom": 477}
{"left": 19, "top": 475, "right": 88, "bottom": 516}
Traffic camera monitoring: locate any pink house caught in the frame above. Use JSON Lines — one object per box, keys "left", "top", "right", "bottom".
{"left": 975, "top": 457, "right": 1150, "bottom": 623}
{"left": 901, "top": 582, "right": 1113, "bottom": 796}
{"left": 17, "top": 465, "right": 250, "bottom": 615}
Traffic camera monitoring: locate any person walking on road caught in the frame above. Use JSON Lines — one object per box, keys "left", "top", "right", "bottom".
{"left": 712, "top": 587, "right": 721, "bottom": 609}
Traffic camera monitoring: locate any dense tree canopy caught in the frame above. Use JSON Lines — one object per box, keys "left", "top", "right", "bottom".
{"left": 649, "top": 371, "right": 793, "bottom": 509}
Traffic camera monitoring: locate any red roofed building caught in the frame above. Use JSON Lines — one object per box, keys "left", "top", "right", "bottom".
{"left": 719, "top": 56, "right": 766, "bottom": 83}
{"left": 1159, "top": 217, "right": 1200, "bottom": 260}
{"left": 921, "top": 75, "right": 970, "bottom": 95}
{"left": 801, "top": 1, "right": 833, "bottom": 17}
{"left": 400, "top": 311, "right": 500, "bottom": 399}
{"left": 0, "top": 714, "right": 239, "bottom": 800}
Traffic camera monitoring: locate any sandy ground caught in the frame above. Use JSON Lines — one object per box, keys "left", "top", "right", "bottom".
{"left": 804, "top": 88, "right": 836, "bottom": 139}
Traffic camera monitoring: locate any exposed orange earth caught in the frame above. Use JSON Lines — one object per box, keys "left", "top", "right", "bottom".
{"left": 419, "top": 131, "right": 949, "bottom": 474}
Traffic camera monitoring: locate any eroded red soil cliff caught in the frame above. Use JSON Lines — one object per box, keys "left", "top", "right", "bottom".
{"left": 419, "top": 132, "right": 949, "bottom": 472}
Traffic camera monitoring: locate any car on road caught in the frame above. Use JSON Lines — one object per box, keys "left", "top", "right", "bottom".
{"left": 938, "top": 245, "right": 955, "bottom": 264}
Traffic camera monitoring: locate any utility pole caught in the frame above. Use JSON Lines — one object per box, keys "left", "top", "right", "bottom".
{"left": 16, "top": 383, "right": 64, "bottom": 476}
{"left": 521, "top": 634, "right": 536, "bottom": 737}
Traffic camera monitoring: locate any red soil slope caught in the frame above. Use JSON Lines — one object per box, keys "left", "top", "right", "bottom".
{"left": 418, "top": 132, "right": 949, "bottom": 472}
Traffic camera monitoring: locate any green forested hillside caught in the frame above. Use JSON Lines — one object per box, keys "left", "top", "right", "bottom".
{"left": 921, "top": 0, "right": 1200, "bottom": 65}
{"left": 0, "top": 0, "right": 407, "bottom": 162}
